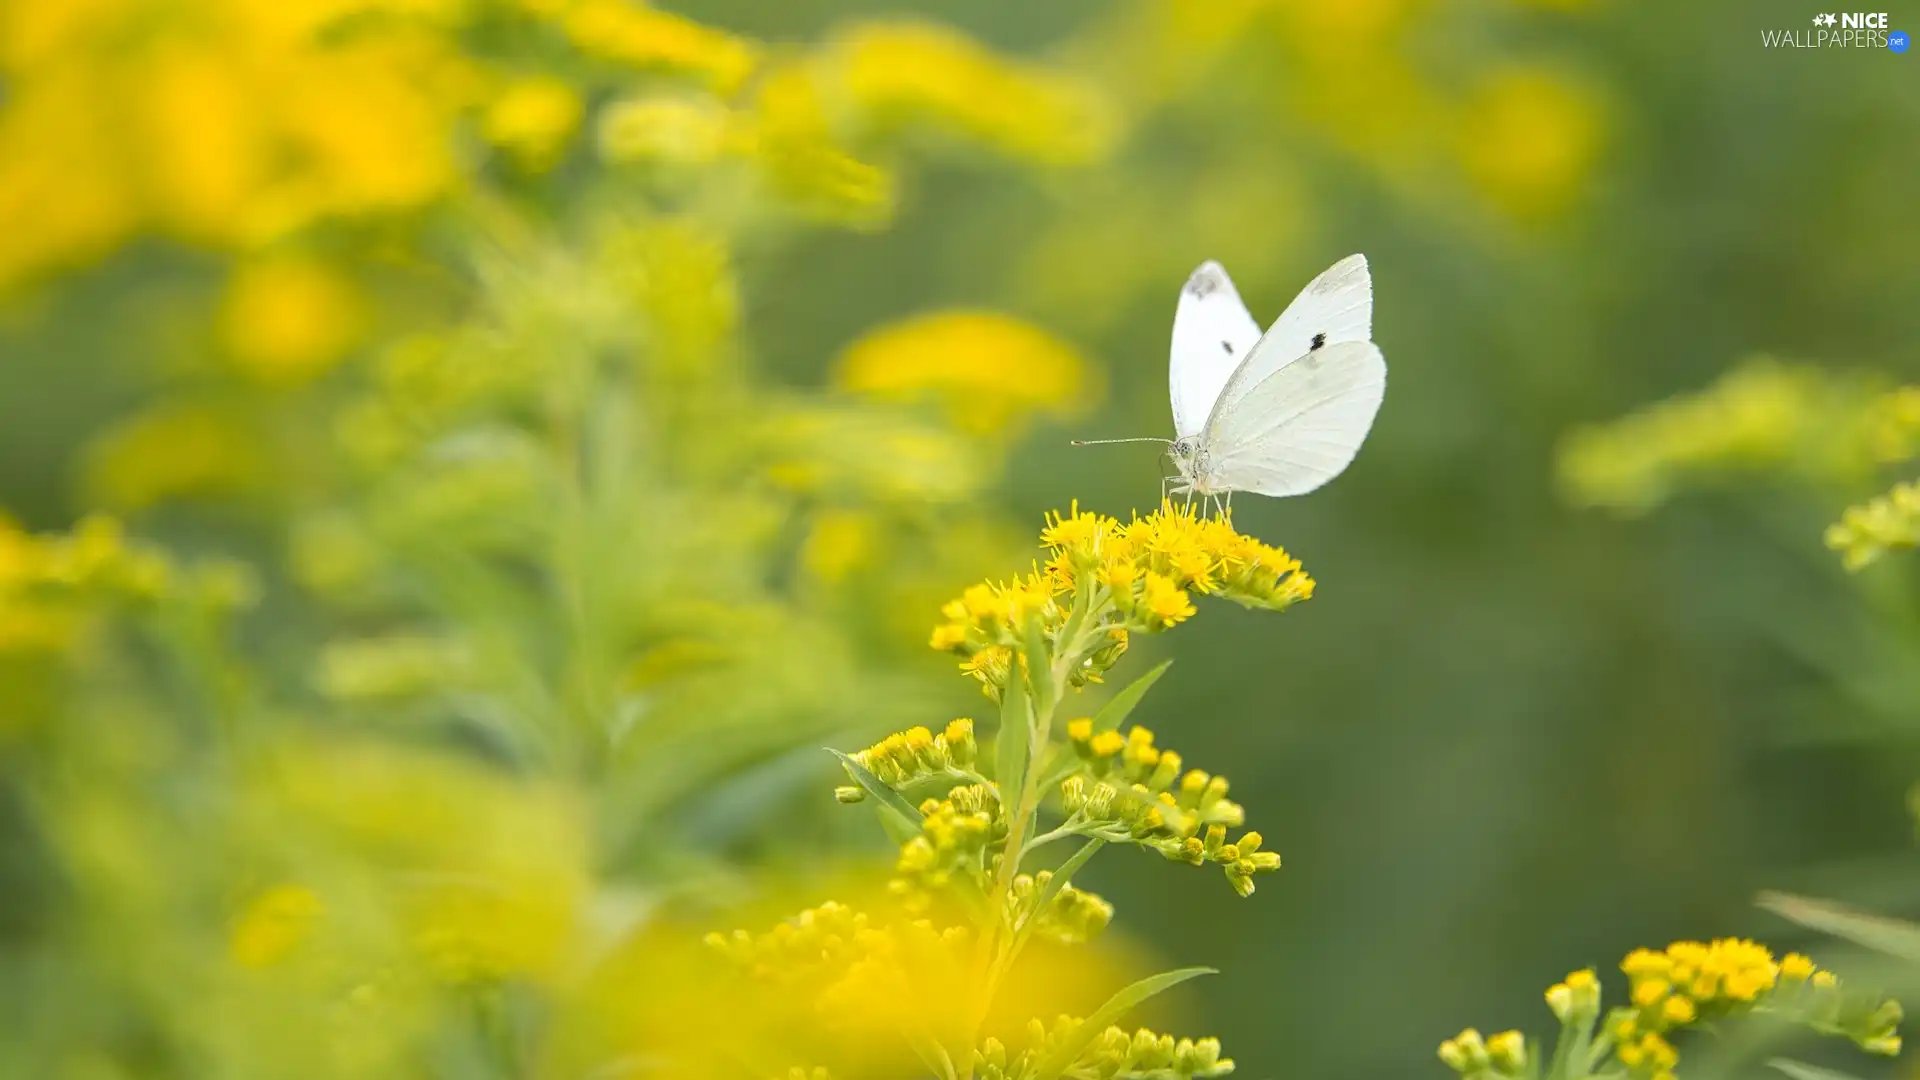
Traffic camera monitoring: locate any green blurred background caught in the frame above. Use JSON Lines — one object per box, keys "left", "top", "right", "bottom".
{"left": 4, "top": 0, "right": 1920, "bottom": 1076}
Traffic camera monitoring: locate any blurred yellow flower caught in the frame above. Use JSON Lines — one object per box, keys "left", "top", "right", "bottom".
{"left": 835, "top": 311, "right": 1096, "bottom": 437}
{"left": 84, "top": 402, "right": 267, "bottom": 511}
{"left": 598, "top": 93, "right": 732, "bottom": 166}
{"left": 825, "top": 20, "right": 1118, "bottom": 167}
{"left": 482, "top": 75, "right": 584, "bottom": 171}
{"left": 1827, "top": 480, "right": 1920, "bottom": 571}
{"left": 231, "top": 884, "right": 324, "bottom": 969}
{"left": 221, "top": 255, "right": 368, "bottom": 385}
{"left": 803, "top": 510, "right": 879, "bottom": 584}
{"left": 0, "top": 0, "right": 470, "bottom": 286}
{"left": 748, "top": 63, "right": 898, "bottom": 225}
{"left": 1559, "top": 359, "right": 1920, "bottom": 514}
{"left": 549, "top": 0, "right": 759, "bottom": 91}
{"left": 1457, "top": 67, "right": 1605, "bottom": 224}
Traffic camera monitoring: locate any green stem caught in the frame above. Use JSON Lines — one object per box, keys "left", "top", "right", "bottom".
{"left": 1020, "top": 821, "right": 1086, "bottom": 858}
{"left": 957, "top": 590, "right": 1108, "bottom": 1080}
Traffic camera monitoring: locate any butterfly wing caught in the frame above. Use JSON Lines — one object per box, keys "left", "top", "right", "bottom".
{"left": 1169, "top": 261, "right": 1263, "bottom": 439}
{"left": 1200, "top": 340, "right": 1386, "bottom": 497}
{"left": 1214, "top": 254, "right": 1371, "bottom": 408}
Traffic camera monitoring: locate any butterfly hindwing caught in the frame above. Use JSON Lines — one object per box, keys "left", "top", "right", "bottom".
{"left": 1203, "top": 340, "right": 1386, "bottom": 497}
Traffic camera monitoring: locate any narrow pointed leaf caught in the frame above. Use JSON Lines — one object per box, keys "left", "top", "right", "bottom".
{"left": 827, "top": 749, "right": 925, "bottom": 839}
{"left": 1758, "top": 891, "right": 1920, "bottom": 962}
{"left": 1092, "top": 659, "right": 1172, "bottom": 734}
{"left": 1033, "top": 966, "right": 1216, "bottom": 1080}
{"left": 1771, "top": 1059, "right": 1867, "bottom": 1080}
{"left": 1011, "top": 838, "right": 1106, "bottom": 953}
{"left": 1024, "top": 616, "right": 1055, "bottom": 718}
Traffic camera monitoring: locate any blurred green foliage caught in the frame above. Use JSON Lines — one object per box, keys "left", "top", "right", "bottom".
{"left": 3, "top": 0, "right": 1919, "bottom": 1077}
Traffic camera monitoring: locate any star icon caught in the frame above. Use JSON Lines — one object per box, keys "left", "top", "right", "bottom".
{"left": 1824, "top": 13, "right": 1839, "bottom": 25}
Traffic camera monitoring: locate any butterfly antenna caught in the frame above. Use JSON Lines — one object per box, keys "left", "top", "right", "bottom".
{"left": 1069, "top": 437, "right": 1173, "bottom": 447}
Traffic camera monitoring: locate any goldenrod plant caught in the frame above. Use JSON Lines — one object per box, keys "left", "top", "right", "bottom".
{"left": 1437, "top": 942, "right": 1898, "bottom": 1080}
{"left": 1554, "top": 362, "right": 1920, "bottom": 1080}
{"left": 0, "top": 2, "right": 1127, "bottom": 1074}
{"left": 1557, "top": 357, "right": 1920, "bottom": 573}
{"left": 700, "top": 501, "right": 1310, "bottom": 1078}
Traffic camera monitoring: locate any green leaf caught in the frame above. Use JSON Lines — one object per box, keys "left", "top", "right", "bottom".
{"left": 1023, "top": 616, "right": 1055, "bottom": 718}
{"left": 1091, "top": 659, "right": 1172, "bottom": 734}
{"left": 1757, "top": 890, "right": 1920, "bottom": 962}
{"left": 1032, "top": 966, "right": 1216, "bottom": 1080}
{"left": 994, "top": 657, "right": 1031, "bottom": 810}
{"left": 1010, "top": 838, "right": 1106, "bottom": 953}
{"left": 827, "top": 748, "right": 925, "bottom": 842}
{"left": 1769, "top": 1059, "right": 1868, "bottom": 1080}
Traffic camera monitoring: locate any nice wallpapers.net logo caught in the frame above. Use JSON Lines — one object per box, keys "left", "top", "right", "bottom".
{"left": 1762, "top": 11, "right": 1909, "bottom": 48}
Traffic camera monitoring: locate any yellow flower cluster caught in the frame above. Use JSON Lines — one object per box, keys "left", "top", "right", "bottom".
{"left": 707, "top": 901, "right": 973, "bottom": 1041}
{"left": 595, "top": 14, "right": 1114, "bottom": 227}
{"left": 0, "top": 0, "right": 473, "bottom": 288}
{"left": 536, "top": 0, "right": 759, "bottom": 92}
{"left": 1825, "top": 479, "right": 1920, "bottom": 571}
{"left": 1006, "top": 869, "right": 1115, "bottom": 946}
{"left": 1559, "top": 359, "right": 1920, "bottom": 514}
{"left": 893, "top": 784, "right": 1004, "bottom": 905}
{"left": 835, "top": 719, "right": 979, "bottom": 803}
{"left": 220, "top": 253, "right": 369, "bottom": 386}
{"left": 823, "top": 21, "right": 1116, "bottom": 167}
{"left": 229, "top": 884, "right": 325, "bottom": 969}
{"left": 1059, "top": 741, "right": 1276, "bottom": 897}
{"left": 978, "top": 1016, "right": 1234, "bottom": 1080}
{"left": 480, "top": 75, "right": 584, "bottom": 171}
{"left": 1437, "top": 1028, "right": 1528, "bottom": 1078}
{"left": 1446, "top": 942, "right": 1901, "bottom": 1080}
{"left": 1455, "top": 67, "right": 1605, "bottom": 225}
{"left": 707, "top": 901, "right": 877, "bottom": 985}
{"left": 0, "top": 513, "right": 253, "bottom": 653}
{"left": 1067, "top": 721, "right": 1245, "bottom": 823}
{"left": 835, "top": 311, "right": 1096, "bottom": 438}
{"left": 931, "top": 503, "right": 1313, "bottom": 692}
{"left": 1612, "top": 940, "right": 1899, "bottom": 1065}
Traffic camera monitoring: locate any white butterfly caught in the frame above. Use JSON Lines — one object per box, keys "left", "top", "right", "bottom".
{"left": 1078, "top": 256, "right": 1385, "bottom": 509}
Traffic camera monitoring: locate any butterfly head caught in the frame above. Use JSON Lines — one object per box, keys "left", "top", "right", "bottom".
{"left": 1167, "top": 437, "right": 1208, "bottom": 485}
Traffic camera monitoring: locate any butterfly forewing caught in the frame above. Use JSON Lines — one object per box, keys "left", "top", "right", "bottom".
{"left": 1168, "top": 261, "right": 1263, "bottom": 439}
{"left": 1208, "top": 255, "right": 1372, "bottom": 427}
{"left": 1201, "top": 340, "right": 1386, "bottom": 497}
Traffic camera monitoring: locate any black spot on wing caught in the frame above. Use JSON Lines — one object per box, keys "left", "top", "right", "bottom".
{"left": 1310, "top": 332, "right": 1327, "bottom": 350}
{"left": 1221, "top": 340, "right": 1234, "bottom": 355}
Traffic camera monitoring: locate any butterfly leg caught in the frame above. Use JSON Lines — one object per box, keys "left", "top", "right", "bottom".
{"left": 1224, "top": 490, "right": 1233, "bottom": 522}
